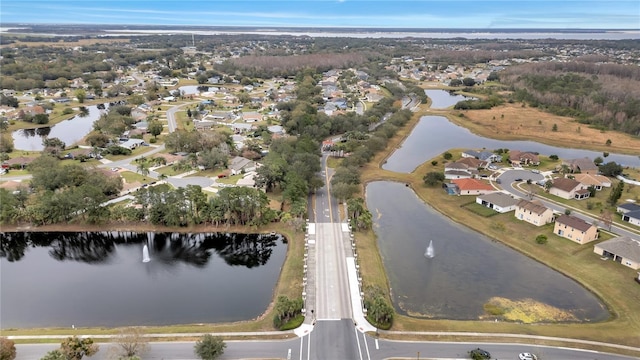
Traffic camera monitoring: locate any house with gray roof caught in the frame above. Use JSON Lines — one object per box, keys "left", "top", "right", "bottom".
{"left": 594, "top": 236, "right": 640, "bottom": 270}
{"left": 476, "top": 192, "right": 518, "bottom": 213}
{"left": 228, "top": 156, "right": 256, "bottom": 175}
{"left": 461, "top": 149, "right": 502, "bottom": 163}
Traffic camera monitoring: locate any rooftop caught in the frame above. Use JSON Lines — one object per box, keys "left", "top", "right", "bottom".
{"left": 596, "top": 236, "right": 640, "bottom": 263}
{"left": 555, "top": 214, "right": 594, "bottom": 232}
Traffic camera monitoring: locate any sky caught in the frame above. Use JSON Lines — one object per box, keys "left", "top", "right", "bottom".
{"left": 1, "top": 1, "right": 639, "bottom": 29}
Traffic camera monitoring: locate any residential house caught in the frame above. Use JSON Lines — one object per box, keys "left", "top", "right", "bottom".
{"left": 2, "top": 156, "right": 36, "bottom": 170}
{"left": 509, "top": 150, "right": 540, "bottom": 166}
{"left": 228, "top": 156, "right": 257, "bottom": 175}
{"left": 616, "top": 203, "right": 640, "bottom": 227}
{"left": 475, "top": 192, "right": 518, "bottom": 213}
{"left": 564, "top": 157, "right": 598, "bottom": 175}
{"left": 514, "top": 199, "right": 554, "bottom": 226}
{"left": 450, "top": 178, "right": 494, "bottom": 196}
{"left": 242, "top": 112, "right": 263, "bottom": 123}
{"left": 267, "top": 125, "right": 285, "bottom": 136}
{"left": 554, "top": 214, "right": 599, "bottom": 244}
{"left": 120, "top": 139, "right": 145, "bottom": 150}
{"left": 549, "top": 177, "right": 590, "bottom": 200}
{"left": 594, "top": 236, "right": 640, "bottom": 270}
{"left": 444, "top": 162, "right": 478, "bottom": 179}
{"left": 456, "top": 157, "right": 486, "bottom": 170}
{"left": 572, "top": 173, "right": 612, "bottom": 191}
{"left": 461, "top": 149, "right": 502, "bottom": 163}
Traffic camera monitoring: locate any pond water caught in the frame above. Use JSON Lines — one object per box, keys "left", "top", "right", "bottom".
{"left": 0, "top": 231, "right": 287, "bottom": 328}
{"left": 12, "top": 105, "right": 105, "bottom": 151}
{"left": 179, "top": 85, "right": 212, "bottom": 95}
{"left": 383, "top": 115, "right": 640, "bottom": 173}
{"left": 366, "top": 181, "right": 608, "bottom": 321}
{"left": 424, "top": 89, "right": 474, "bottom": 109}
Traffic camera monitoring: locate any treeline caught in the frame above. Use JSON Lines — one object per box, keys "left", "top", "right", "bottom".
{"left": 219, "top": 53, "right": 369, "bottom": 78}
{"left": 0, "top": 44, "right": 182, "bottom": 90}
{"left": 499, "top": 62, "right": 640, "bottom": 135}
{"left": 0, "top": 156, "right": 123, "bottom": 225}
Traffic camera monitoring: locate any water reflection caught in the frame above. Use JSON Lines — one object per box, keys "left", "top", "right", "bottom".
{"left": 0, "top": 231, "right": 280, "bottom": 268}
{"left": 0, "top": 231, "right": 287, "bottom": 327}
{"left": 366, "top": 181, "right": 608, "bottom": 322}
{"left": 11, "top": 105, "right": 106, "bottom": 151}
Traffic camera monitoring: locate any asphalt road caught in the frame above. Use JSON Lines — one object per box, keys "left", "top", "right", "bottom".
{"left": 497, "top": 168, "right": 640, "bottom": 239}
{"left": 16, "top": 337, "right": 640, "bottom": 360}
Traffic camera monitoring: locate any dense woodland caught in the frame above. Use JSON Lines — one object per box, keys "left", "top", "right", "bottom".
{"left": 499, "top": 62, "right": 640, "bottom": 135}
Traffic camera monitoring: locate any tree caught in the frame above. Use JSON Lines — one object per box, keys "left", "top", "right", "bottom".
{"left": 599, "top": 161, "right": 623, "bottom": 177}
{"left": 136, "top": 161, "right": 150, "bottom": 179}
{"left": 59, "top": 336, "right": 99, "bottom": 360}
{"left": 593, "top": 156, "right": 604, "bottom": 166}
{"left": 40, "top": 350, "right": 66, "bottom": 360}
{"left": 462, "top": 77, "right": 476, "bottom": 87}
{"left": 552, "top": 123, "right": 558, "bottom": 132}
{"left": 75, "top": 89, "right": 86, "bottom": 103}
{"left": 147, "top": 120, "right": 163, "bottom": 139}
{"left": 600, "top": 210, "right": 613, "bottom": 231}
{"left": 194, "top": 334, "right": 226, "bottom": 360}
{"left": 449, "top": 79, "right": 462, "bottom": 86}
{"left": 33, "top": 113, "right": 50, "bottom": 125}
{"left": 0, "top": 337, "right": 16, "bottom": 360}
{"left": 423, "top": 172, "right": 445, "bottom": 186}
{"left": 109, "top": 327, "right": 148, "bottom": 360}
{"left": 443, "top": 152, "right": 452, "bottom": 160}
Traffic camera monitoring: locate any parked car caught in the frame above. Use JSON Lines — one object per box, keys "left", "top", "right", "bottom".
{"left": 469, "top": 348, "right": 491, "bottom": 359}
{"left": 519, "top": 353, "right": 537, "bottom": 360}
{"left": 514, "top": 178, "right": 523, "bottom": 182}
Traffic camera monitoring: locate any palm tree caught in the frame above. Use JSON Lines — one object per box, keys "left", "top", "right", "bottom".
{"left": 136, "top": 161, "right": 150, "bottom": 179}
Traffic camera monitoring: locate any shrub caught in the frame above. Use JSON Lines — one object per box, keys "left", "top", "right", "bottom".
{"left": 536, "top": 234, "right": 548, "bottom": 244}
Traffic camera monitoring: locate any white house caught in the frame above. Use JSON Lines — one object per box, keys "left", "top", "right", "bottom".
{"left": 476, "top": 192, "right": 518, "bottom": 213}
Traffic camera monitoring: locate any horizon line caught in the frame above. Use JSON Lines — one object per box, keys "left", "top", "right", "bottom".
{"left": 2, "top": 23, "right": 639, "bottom": 31}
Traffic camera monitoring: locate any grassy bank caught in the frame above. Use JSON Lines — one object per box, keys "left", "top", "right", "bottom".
{"left": 356, "top": 105, "right": 640, "bottom": 351}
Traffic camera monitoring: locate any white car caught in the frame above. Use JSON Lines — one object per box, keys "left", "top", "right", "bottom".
{"left": 519, "top": 353, "right": 537, "bottom": 360}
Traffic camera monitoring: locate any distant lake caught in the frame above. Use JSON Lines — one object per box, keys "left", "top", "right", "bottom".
{"left": 425, "top": 89, "right": 474, "bottom": 109}
{"left": 0, "top": 231, "right": 287, "bottom": 328}
{"left": 383, "top": 115, "right": 640, "bottom": 173}
{"left": 12, "top": 105, "right": 105, "bottom": 151}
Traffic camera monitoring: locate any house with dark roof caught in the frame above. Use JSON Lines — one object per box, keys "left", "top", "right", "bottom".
{"left": 594, "top": 236, "right": 640, "bottom": 270}
{"left": 617, "top": 203, "right": 640, "bottom": 214}
{"left": 450, "top": 178, "right": 494, "bottom": 195}
{"left": 564, "top": 157, "right": 599, "bottom": 175}
{"left": 514, "top": 199, "right": 554, "bottom": 226}
{"left": 616, "top": 203, "right": 640, "bottom": 227}
{"left": 554, "top": 214, "right": 599, "bottom": 244}
{"left": 476, "top": 192, "right": 518, "bottom": 213}
{"left": 549, "top": 177, "right": 590, "bottom": 200}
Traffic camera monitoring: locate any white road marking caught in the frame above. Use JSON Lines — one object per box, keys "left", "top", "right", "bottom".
{"left": 362, "top": 331, "right": 371, "bottom": 360}
{"left": 354, "top": 326, "right": 364, "bottom": 360}
{"left": 375, "top": 339, "right": 379, "bottom": 350}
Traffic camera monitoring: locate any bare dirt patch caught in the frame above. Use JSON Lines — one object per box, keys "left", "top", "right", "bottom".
{"left": 455, "top": 103, "right": 640, "bottom": 155}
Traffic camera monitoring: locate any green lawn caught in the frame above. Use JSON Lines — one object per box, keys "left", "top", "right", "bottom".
{"left": 217, "top": 174, "right": 243, "bottom": 184}
{"left": 156, "top": 166, "right": 190, "bottom": 177}
{"left": 120, "top": 171, "right": 148, "bottom": 184}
